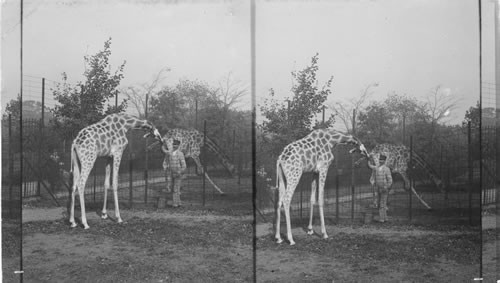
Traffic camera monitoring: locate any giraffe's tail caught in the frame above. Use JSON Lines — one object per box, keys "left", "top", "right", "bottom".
{"left": 276, "top": 160, "right": 286, "bottom": 210}
{"left": 70, "top": 144, "right": 81, "bottom": 189}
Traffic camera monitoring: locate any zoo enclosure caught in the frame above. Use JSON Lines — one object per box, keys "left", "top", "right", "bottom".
{"left": 256, "top": 121, "right": 487, "bottom": 226}
{"left": 2, "top": 76, "right": 252, "bottom": 218}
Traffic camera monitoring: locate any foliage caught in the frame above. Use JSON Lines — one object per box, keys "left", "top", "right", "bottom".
{"left": 330, "top": 82, "right": 378, "bottom": 133}
{"left": 122, "top": 67, "right": 170, "bottom": 118}
{"left": 357, "top": 102, "right": 394, "bottom": 148}
{"left": 50, "top": 38, "right": 127, "bottom": 139}
{"left": 259, "top": 53, "right": 335, "bottom": 156}
{"left": 148, "top": 78, "right": 252, "bottom": 151}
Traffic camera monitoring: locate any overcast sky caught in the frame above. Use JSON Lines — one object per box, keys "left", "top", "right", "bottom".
{"left": 1, "top": 0, "right": 496, "bottom": 127}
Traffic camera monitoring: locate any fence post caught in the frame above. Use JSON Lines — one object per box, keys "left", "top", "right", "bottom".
{"left": 93, "top": 169, "right": 96, "bottom": 204}
{"left": 37, "top": 78, "right": 45, "bottom": 197}
{"left": 467, "top": 121, "right": 472, "bottom": 225}
{"left": 409, "top": 136, "right": 413, "bottom": 221}
{"left": 144, "top": 143, "right": 149, "bottom": 204}
{"left": 335, "top": 170, "right": 339, "bottom": 223}
{"left": 8, "top": 114, "right": 14, "bottom": 218}
{"left": 202, "top": 120, "right": 207, "bottom": 206}
{"left": 129, "top": 136, "right": 133, "bottom": 208}
{"left": 351, "top": 109, "right": 356, "bottom": 222}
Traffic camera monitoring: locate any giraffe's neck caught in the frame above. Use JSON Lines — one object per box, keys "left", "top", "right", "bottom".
{"left": 324, "top": 132, "right": 355, "bottom": 147}
{"left": 121, "top": 115, "right": 153, "bottom": 131}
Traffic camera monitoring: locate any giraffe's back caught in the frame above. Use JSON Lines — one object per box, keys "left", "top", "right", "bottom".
{"left": 73, "top": 121, "right": 128, "bottom": 157}
{"left": 279, "top": 135, "right": 334, "bottom": 173}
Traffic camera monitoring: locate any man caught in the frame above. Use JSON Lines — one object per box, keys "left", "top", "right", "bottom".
{"left": 368, "top": 154, "right": 393, "bottom": 222}
{"left": 161, "top": 139, "right": 187, "bottom": 208}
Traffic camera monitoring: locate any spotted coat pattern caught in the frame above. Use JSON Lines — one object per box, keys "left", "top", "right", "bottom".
{"left": 69, "top": 114, "right": 162, "bottom": 229}
{"left": 275, "top": 129, "right": 368, "bottom": 245}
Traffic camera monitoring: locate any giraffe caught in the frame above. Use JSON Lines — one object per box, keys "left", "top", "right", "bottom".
{"left": 69, "top": 113, "right": 163, "bottom": 229}
{"left": 358, "top": 143, "right": 445, "bottom": 210}
{"left": 149, "top": 128, "right": 237, "bottom": 195}
{"left": 275, "top": 129, "right": 369, "bottom": 245}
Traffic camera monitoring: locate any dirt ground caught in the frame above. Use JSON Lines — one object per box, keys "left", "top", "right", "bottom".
{"left": 16, "top": 207, "right": 253, "bottom": 283}
{"left": 8, "top": 206, "right": 483, "bottom": 283}
{"left": 256, "top": 220, "right": 481, "bottom": 282}
{"left": 482, "top": 213, "right": 499, "bottom": 282}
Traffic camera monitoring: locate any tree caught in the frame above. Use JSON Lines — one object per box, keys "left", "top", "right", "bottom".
{"left": 357, "top": 102, "right": 395, "bottom": 148}
{"left": 122, "top": 67, "right": 170, "bottom": 118}
{"left": 259, "top": 53, "right": 334, "bottom": 155}
{"left": 149, "top": 86, "right": 188, "bottom": 131}
{"left": 51, "top": 38, "right": 127, "bottom": 139}
{"left": 329, "top": 82, "right": 378, "bottom": 133}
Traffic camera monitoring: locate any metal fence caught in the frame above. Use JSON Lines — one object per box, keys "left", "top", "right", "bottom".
{"left": 256, "top": 127, "right": 484, "bottom": 226}
{"left": 2, "top": 76, "right": 253, "bottom": 218}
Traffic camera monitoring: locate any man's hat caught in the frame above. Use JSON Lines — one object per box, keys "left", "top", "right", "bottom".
{"left": 379, "top": 155, "right": 387, "bottom": 161}
{"left": 173, "top": 140, "right": 181, "bottom": 146}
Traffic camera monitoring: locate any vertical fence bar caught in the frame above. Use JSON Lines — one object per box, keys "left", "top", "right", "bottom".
{"left": 202, "top": 120, "right": 207, "bottom": 206}
{"left": 93, "top": 169, "right": 96, "bottom": 204}
{"left": 144, "top": 93, "right": 149, "bottom": 204}
{"left": 144, "top": 147, "right": 149, "bottom": 204}
{"left": 351, "top": 109, "right": 356, "bottom": 221}
{"left": 129, "top": 137, "right": 133, "bottom": 208}
{"left": 335, "top": 170, "right": 339, "bottom": 223}
{"left": 467, "top": 121, "right": 472, "bottom": 225}
{"left": 37, "top": 78, "right": 45, "bottom": 197}
{"left": 409, "top": 136, "right": 413, "bottom": 221}
{"left": 8, "top": 114, "right": 13, "bottom": 218}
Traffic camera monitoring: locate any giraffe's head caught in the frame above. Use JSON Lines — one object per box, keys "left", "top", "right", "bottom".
{"left": 341, "top": 134, "right": 369, "bottom": 157}
{"left": 140, "top": 121, "right": 164, "bottom": 144}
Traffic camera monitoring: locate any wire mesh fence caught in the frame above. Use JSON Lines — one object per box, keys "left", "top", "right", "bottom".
{"left": 2, "top": 75, "right": 253, "bottom": 219}
{"left": 256, "top": 127, "right": 483, "bottom": 226}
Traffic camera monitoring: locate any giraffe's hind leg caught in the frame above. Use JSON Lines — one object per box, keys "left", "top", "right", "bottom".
{"left": 77, "top": 169, "right": 92, "bottom": 229}
{"left": 307, "top": 175, "right": 317, "bottom": 235}
{"left": 69, "top": 185, "right": 77, "bottom": 228}
{"left": 275, "top": 199, "right": 283, "bottom": 244}
{"left": 112, "top": 151, "right": 124, "bottom": 223}
{"left": 400, "top": 172, "right": 431, "bottom": 210}
{"left": 317, "top": 169, "right": 328, "bottom": 239}
{"left": 101, "top": 159, "right": 111, "bottom": 219}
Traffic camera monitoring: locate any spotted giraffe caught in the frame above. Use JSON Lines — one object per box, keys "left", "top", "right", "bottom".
{"left": 70, "top": 114, "right": 163, "bottom": 229}
{"left": 275, "top": 129, "right": 369, "bottom": 245}
{"left": 150, "top": 128, "right": 236, "bottom": 194}
{"left": 359, "top": 143, "right": 444, "bottom": 210}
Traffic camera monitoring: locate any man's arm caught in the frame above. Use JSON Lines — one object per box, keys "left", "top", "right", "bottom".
{"left": 385, "top": 167, "right": 393, "bottom": 188}
{"left": 179, "top": 152, "right": 187, "bottom": 172}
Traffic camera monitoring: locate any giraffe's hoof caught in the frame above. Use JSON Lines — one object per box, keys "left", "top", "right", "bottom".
{"left": 101, "top": 213, "right": 108, "bottom": 219}
{"left": 289, "top": 241, "right": 296, "bottom": 246}
{"left": 117, "top": 218, "right": 123, "bottom": 224}
{"left": 306, "top": 229, "right": 314, "bottom": 235}
{"left": 276, "top": 238, "right": 283, "bottom": 244}
{"left": 70, "top": 222, "right": 77, "bottom": 228}
{"left": 322, "top": 234, "right": 329, "bottom": 239}
{"left": 83, "top": 225, "right": 90, "bottom": 230}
